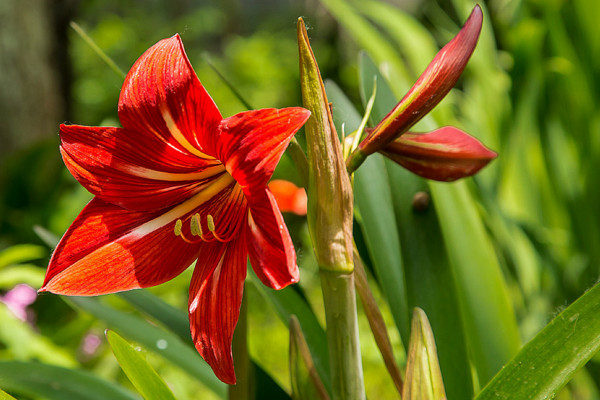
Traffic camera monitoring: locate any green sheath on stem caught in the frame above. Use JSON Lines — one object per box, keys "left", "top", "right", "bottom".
{"left": 297, "top": 17, "right": 364, "bottom": 400}
{"left": 297, "top": 17, "right": 353, "bottom": 273}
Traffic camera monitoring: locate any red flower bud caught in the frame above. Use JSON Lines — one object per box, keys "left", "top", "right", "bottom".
{"left": 380, "top": 126, "right": 497, "bottom": 181}
{"left": 358, "top": 5, "right": 483, "bottom": 157}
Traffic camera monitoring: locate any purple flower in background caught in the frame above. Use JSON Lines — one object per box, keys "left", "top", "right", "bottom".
{"left": 0, "top": 284, "right": 37, "bottom": 321}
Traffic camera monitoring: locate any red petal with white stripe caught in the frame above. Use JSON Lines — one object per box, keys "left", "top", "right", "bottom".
{"left": 188, "top": 234, "right": 247, "bottom": 385}
{"left": 209, "top": 108, "right": 311, "bottom": 190}
{"left": 60, "top": 124, "right": 226, "bottom": 211}
{"left": 40, "top": 198, "right": 202, "bottom": 295}
{"left": 118, "top": 34, "right": 222, "bottom": 161}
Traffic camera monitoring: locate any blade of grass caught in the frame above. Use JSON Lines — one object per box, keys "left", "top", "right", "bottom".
{"left": 69, "top": 22, "right": 126, "bottom": 79}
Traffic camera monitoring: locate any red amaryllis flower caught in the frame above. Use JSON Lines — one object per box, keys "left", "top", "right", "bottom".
{"left": 39, "top": 34, "right": 310, "bottom": 384}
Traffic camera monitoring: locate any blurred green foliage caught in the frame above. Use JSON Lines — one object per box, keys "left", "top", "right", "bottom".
{"left": 2, "top": 0, "right": 600, "bottom": 398}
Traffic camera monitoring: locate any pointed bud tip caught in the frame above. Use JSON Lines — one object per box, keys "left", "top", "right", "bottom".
{"left": 358, "top": 4, "right": 483, "bottom": 157}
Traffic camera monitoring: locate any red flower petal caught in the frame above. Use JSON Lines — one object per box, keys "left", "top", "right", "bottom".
{"left": 359, "top": 5, "right": 483, "bottom": 155}
{"left": 188, "top": 234, "right": 247, "bottom": 385}
{"left": 246, "top": 188, "right": 298, "bottom": 290}
{"left": 40, "top": 198, "right": 202, "bottom": 295}
{"left": 118, "top": 34, "right": 222, "bottom": 161}
{"left": 381, "top": 126, "right": 497, "bottom": 181}
{"left": 208, "top": 108, "right": 311, "bottom": 190}
{"left": 60, "top": 124, "right": 226, "bottom": 211}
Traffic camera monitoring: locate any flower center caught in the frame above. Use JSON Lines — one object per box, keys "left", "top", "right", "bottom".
{"left": 172, "top": 172, "right": 247, "bottom": 244}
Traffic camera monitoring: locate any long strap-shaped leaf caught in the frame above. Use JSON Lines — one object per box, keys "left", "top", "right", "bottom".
{"left": 476, "top": 281, "right": 600, "bottom": 399}
{"left": 0, "top": 361, "right": 138, "bottom": 400}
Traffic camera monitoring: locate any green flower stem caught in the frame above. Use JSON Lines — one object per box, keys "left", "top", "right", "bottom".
{"left": 229, "top": 288, "right": 253, "bottom": 400}
{"left": 319, "top": 269, "right": 365, "bottom": 400}
{"left": 346, "top": 149, "right": 367, "bottom": 175}
{"left": 298, "top": 17, "right": 364, "bottom": 399}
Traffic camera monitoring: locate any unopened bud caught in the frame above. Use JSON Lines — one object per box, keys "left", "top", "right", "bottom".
{"left": 381, "top": 126, "right": 497, "bottom": 181}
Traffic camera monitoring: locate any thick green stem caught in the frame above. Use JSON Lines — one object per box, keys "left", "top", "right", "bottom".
{"left": 320, "top": 270, "right": 365, "bottom": 400}
{"left": 297, "top": 17, "right": 364, "bottom": 399}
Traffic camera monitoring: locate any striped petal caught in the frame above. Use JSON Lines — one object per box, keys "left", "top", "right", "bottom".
{"left": 246, "top": 188, "right": 298, "bottom": 290}
{"left": 118, "top": 34, "right": 222, "bottom": 162}
{"left": 188, "top": 233, "right": 247, "bottom": 385}
{"left": 60, "top": 124, "right": 226, "bottom": 211}
{"left": 381, "top": 126, "right": 497, "bottom": 181}
{"left": 207, "top": 108, "right": 311, "bottom": 190}
{"left": 40, "top": 198, "right": 202, "bottom": 295}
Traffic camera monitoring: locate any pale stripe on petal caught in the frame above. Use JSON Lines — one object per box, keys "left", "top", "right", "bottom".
{"left": 162, "top": 108, "right": 215, "bottom": 160}
{"left": 124, "top": 163, "right": 225, "bottom": 182}
{"left": 133, "top": 172, "right": 235, "bottom": 237}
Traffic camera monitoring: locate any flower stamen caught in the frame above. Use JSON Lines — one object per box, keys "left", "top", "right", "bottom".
{"left": 207, "top": 214, "right": 216, "bottom": 233}
{"left": 174, "top": 219, "right": 183, "bottom": 236}
{"left": 190, "top": 213, "right": 203, "bottom": 236}
{"left": 173, "top": 217, "right": 204, "bottom": 244}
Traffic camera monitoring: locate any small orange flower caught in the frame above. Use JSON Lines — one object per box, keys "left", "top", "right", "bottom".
{"left": 268, "top": 180, "right": 308, "bottom": 215}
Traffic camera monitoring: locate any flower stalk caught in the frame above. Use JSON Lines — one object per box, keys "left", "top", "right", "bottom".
{"left": 297, "top": 17, "right": 365, "bottom": 400}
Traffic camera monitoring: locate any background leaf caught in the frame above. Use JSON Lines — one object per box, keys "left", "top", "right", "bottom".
{"left": 0, "top": 361, "right": 138, "bottom": 400}
{"left": 106, "top": 330, "right": 176, "bottom": 400}
{"left": 476, "top": 282, "right": 600, "bottom": 399}
{"left": 67, "top": 296, "right": 227, "bottom": 398}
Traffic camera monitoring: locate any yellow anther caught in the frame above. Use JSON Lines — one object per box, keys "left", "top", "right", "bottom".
{"left": 190, "top": 213, "right": 202, "bottom": 236}
{"left": 207, "top": 214, "right": 216, "bottom": 232}
{"left": 174, "top": 219, "right": 183, "bottom": 236}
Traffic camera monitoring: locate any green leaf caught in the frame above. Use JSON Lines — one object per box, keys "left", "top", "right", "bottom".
{"left": 106, "top": 330, "right": 176, "bottom": 400}
{"left": 0, "top": 244, "right": 46, "bottom": 269}
{"left": 319, "top": 0, "right": 411, "bottom": 97}
{"left": 289, "top": 316, "right": 330, "bottom": 400}
{"left": 386, "top": 163, "right": 474, "bottom": 399}
{"left": 0, "top": 305, "right": 77, "bottom": 368}
{"left": 0, "top": 388, "right": 17, "bottom": 400}
{"left": 356, "top": 0, "right": 438, "bottom": 75}
{"left": 67, "top": 296, "right": 227, "bottom": 398}
{"left": 118, "top": 289, "right": 191, "bottom": 343}
{"left": 430, "top": 180, "right": 521, "bottom": 383}
{"left": 353, "top": 155, "right": 410, "bottom": 344}
{"left": 351, "top": 55, "right": 412, "bottom": 345}
{"left": 0, "top": 361, "right": 138, "bottom": 400}
{"left": 248, "top": 275, "right": 331, "bottom": 394}
{"left": 475, "top": 281, "right": 600, "bottom": 399}
{"left": 0, "top": 265, "right": 45, "bottom": 289}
